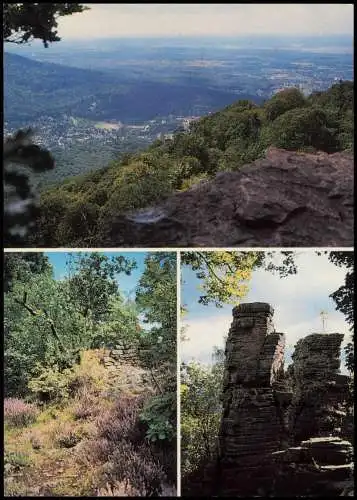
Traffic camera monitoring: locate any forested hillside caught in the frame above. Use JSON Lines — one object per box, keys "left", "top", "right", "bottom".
{"left": 4, "top": 252, "right": 177, "bottom": 496}
{"left": 31, "top": 81, "right": 353, "bottom": 247}
{"left": 4, "top": 52, "right": 241, "bottom": 126}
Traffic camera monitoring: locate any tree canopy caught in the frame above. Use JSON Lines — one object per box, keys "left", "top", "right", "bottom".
{"left": 181, "top": 251, "right": 297, "bottom": 307}
{"left": 182, "top": 250, "right": 354, "bottom": 372}
{"left": 4, "top": 252, "right": 138, "bottom": 397}
{"left": 4, "top": 3, "right": 88, "bottom": 246}
{"left": 23, "top": 81, "right": 354, "bottom": 247}
{"left": 4, "top": 3, "right": 88, "bottom": 47}
{"left": 136, "top": 253, "right": 177, "bottom": 444}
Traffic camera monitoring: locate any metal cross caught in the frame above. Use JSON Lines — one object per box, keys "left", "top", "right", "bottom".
{"left": 320, "top": 310, "right": 328, "bottom": 332}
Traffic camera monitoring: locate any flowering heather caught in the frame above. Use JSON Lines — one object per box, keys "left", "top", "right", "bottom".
{"left": 95, "top": 395, "right": 146, "bottom": 443}
{"left": 4, "top": 398, "right": 38, "bottom": 427}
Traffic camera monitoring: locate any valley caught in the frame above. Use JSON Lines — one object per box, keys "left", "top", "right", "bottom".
{"left": 4, "top": 35, "right": 353, "bottom": 188}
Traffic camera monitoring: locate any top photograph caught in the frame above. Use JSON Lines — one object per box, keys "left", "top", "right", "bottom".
{"left": 4, "top": 3, "right": 354, "bottom": 248}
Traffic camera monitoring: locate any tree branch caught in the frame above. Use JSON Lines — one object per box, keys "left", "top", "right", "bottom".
{"left": 15, "top": 293, "right": 66, "bottom": 352}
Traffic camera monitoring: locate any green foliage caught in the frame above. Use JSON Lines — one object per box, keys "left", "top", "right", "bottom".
{"left": 136, "top": 253, "right": 177, "bottom": 374}
{"left": 263, "top": 106, "right": 338, "bottom": 152}
{"left": 136, "top": 253, "right": 177, "bottom": 449}
{"left": 5, "top": 451, "right": 31, "bottom": 470}
{"left": 140, "top": 393, "right": 176, "bottom": 442}
{"left": 28, "top": 364, "right": 74, "bottom": 403}
{"left": 264, "top": 88, "right": 307, "bottom": 121}
{"left": 181, "top": 359, "right": 224, "bottom": 476}
{"left": 65, "top": 252, "right": 136, "bottom": 323}
{"left": 4, "top": 3, "right": 88, "bottom": 47}
{"left": 90, "top": 296, "right": 140, "bottom": 349}
{"left": 4, "top": 252, "right": 52, "bottom": 293}
{"left": 28, "top": 81, "right": 353, "bottom": 246}
{"left": 308, "top": 81, "right": 354, "bottom": 114}
{"left": 4, "top": 252, "right": 139, "bottom": 398}
{"left": 180, "top": 172, "right": 210, "bottom": 191}
{"left": 328, "top": 251, "right": 354, "bottom": 373}
{"left": 182, "top": 250, "right": 299, "bottom": 308}
{"left": 182, "top": 251, "right": 265, "bottom": 307}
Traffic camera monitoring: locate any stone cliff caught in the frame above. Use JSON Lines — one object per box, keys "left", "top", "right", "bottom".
{"left": 106, "top": 148, "right": 354, "bottom": 247}
{"left": 183, "top": 302, "right": 353, "bottom": 497}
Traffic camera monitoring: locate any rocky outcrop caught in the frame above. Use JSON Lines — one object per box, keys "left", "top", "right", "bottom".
{"left": 183, "top": 302, "right": 353, "bottom": 497}
{"left": 272, "top": 437, "right": 354, "bottom": 497}
{"left": 107, "top": 148, "right": 354, "bottom": 247}
{"left": 218, "top": 303, "right": 288, "bottom": 496}
{"left": 290, "top": 334, "right": 350, "bottom": 443}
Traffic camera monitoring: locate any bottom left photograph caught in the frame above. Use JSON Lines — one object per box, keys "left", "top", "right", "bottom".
{"left": 4, "top": 251, "right": 177, "bottom": 497}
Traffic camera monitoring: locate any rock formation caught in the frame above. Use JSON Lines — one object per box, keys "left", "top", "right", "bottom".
{"left": 182, "top": 302, "right": 353, "bottom": 497}
{"left": 217, "top": 303, "right": 289, "bottom": 496}
{"left": 106, "top": 148, "right": 354, "bottom": 247}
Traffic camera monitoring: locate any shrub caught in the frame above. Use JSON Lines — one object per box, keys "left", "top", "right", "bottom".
{"left": 140, "top": 393, "right": 176, "bottom": 443}
{"left": 96, "top": 480, "right": 139, "bottom": 496}
{"left": 4, "top": 451, "right": 31, "bottom": 472}
{"left": 95, "top": 395, "right": 146, "bottom": 444}
{"left": 71, "top": 396, "right": 96, "bottom": 420}
{"left": 28, "top": 364, "right": 75, "bottom": 403}
{"left": 180, "top": 173, "right": 210, "bottom": 191}
{"left": 104, "top": 441, "right": 166, "bottom": 497}
{"left": 4, "top": 398, "right": 38, "bottom": 427}
{"left": 78, "top": 437, "right": 114, "bottom": 464}
{"left": 28, "top": 429, "right": 43, "bottom": 450}
{"left": 264, "top": 87, "right": 307, "bottom": 121}
{"left": 68, "top": 350, "right": 109, "bottom": 396}
{"left": 265, "top": 107, "right": 338, "bottom": 152}
{"left": 54, "top": 424, "right": 82, "bottom": 448}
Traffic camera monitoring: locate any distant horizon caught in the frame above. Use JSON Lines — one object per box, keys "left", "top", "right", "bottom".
{"left": 5, "top": 33, "right": 353, "bottom": 43}
{"left": 52, "top": 4, "right": 353, "bottom": 39}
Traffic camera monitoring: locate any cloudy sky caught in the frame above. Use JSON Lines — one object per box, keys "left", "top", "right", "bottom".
{"left": 181, "top": 251, "right": 352, "bottom": 374}
{"left": 57, "top": 4, "right": 353, "bottom": 39}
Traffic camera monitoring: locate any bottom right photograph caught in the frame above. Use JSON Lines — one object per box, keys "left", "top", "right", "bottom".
{"left": 180, "top": 250, "right": 354, "bottom": 497}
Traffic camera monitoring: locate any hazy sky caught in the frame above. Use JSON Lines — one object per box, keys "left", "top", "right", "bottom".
{"left": 57, "top": 3, "right": 354, "bottom": 39}
{"left": 181, "top": 251, "right": 351, "bottom": 374}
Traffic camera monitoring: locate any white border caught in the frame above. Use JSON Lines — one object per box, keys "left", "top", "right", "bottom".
{"left": 176, "top": 250, "right": 181, "bottom": 496}
{"left": 4, "top": 247, "right": 355, "bottom": 253}
{"left": 4, "top": 246, "right": 354, "bottom": 496}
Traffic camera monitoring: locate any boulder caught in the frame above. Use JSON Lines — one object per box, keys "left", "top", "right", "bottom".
{"left": 106, "top": 148, "right": 354, "bottom": 247}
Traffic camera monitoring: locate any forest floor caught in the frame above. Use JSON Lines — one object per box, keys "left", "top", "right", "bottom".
{"left": 4, "top": 349, "right": 160, "bottom": 497}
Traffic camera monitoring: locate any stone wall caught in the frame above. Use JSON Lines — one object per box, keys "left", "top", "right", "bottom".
{"left": 189, "top": 302, "right": 353, "bottom": 497}
{"left": 100, "top": 342, "right": 140, "bottom": 367}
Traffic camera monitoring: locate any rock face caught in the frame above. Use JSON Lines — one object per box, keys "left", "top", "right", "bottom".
{"left": 107, "top": 148, "right": 354, "bottom": 247}
{"left": 290, "top": 333, "right": 350, "bottom": 443}
{"left": 218, "top": 303, "right": 288, "bottom": 496}
{"left": 183, "top": 303, "right": 353, "bottom": 497}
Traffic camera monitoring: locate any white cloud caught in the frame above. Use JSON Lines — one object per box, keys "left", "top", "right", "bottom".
{"left": 182, "top": 314, "right": 231, "bottom": 364}
{"left": 182, "top": 251, "right": 351, "bottom": 374}
{"left": 57, "top": 4, "right": 353, "bottom": 39}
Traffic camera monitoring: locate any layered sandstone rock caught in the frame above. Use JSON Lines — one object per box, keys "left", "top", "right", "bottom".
{"left": 218, "top": 303, "right": 287, "bottom": 496}
{"left": 107, "top": 148, "right": 354, "bottom": 247}
{"left": 290, "top": 333, "right": 350, "bottom": 442}
{"left": 215, "top": 304, "right": 353, "bottom": 497}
